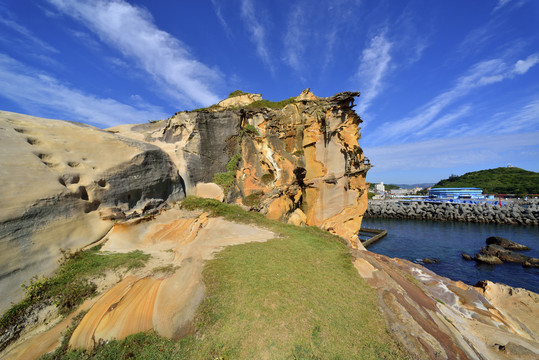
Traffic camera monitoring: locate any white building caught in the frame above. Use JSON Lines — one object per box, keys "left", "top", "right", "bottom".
{"left": 375, "top": 182, "right": 385, "bottom": 192}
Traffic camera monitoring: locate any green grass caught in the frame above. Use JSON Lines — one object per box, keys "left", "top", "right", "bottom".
{"left": 34, "top": 198, "right": 409, "bottom": 359}
{"left": 228, "top": 90, "right": 248, "bottom": 98}
{"left": 0, "top": 246, "right": 150, "bottom": 333}
{"left": 180, "top": 197, "right": 408, "bottom": 359}
{"left": 433, "top": 167, "right": 539, "bottom": 195}
{"left": 243, "top": 97, "right": 297, "bottom": 109}
{"left": 213, "top": 154, "right": 242, "bottom": 194}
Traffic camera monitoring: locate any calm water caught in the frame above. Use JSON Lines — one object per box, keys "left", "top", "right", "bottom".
{"left": 362, "top": 218, "right": 539, "bottom": 293}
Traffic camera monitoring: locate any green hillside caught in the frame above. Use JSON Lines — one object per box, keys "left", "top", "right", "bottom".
{"left": 433, "top": 167, "right": 539, "bottom": 195}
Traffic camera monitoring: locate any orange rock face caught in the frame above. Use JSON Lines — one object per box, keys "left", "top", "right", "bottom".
{"left": 232, "top": 90, "right": 370, "bottom": 248}
{"left": 62, "top": 209, "right": 276, "bottom": 350}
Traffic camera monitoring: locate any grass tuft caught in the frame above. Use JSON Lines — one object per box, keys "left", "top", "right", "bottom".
{"left": 1, "top": 245, "right": 150, "bottom": 333}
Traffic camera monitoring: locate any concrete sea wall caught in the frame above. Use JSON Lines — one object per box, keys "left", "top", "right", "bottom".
{"left": 365, "top": 199, "right": 539, "bottom": 225}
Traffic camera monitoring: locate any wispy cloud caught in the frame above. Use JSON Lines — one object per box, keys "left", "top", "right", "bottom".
{"left": 0, "top": 55, "right": 166, "bottom": 127}
{"left": 377, "top": 54, "right": 539, "bottom": 142}
{"left": 240, "top": 0, "right": 274, "bottom": 74}
{"left": 365, "top": 131, "right": 539, "bottom": 172}
{"left": 283, "top": 4, "right": 306, "bottom": 73}
{"left": 514, "top": 53, "right": 539, "bottom": 74}
{"left": 355, "top": 30, "right": 392, "bottom": 113}
{"left": 211, "top": 0, "right": 232, "bottom": 39}
{"left": 0, "top": 8, "right": 58, "bottom": 54}
{"left": 481, "top": 97, "right": 539, "bottom": 134}
{"left": 493, "top": 0, "right": 513, "bottom": 12}
{"left": 46, "top": 0, "right": 222, "bottom": 107}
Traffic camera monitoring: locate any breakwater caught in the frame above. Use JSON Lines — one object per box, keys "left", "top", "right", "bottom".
{"left": 365, "top": 199, "right": 539, "bottom": 225}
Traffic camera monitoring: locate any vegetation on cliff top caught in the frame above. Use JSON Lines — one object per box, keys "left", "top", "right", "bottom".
{"left": 433, "top": 167, "right": 539, "bottom": 194}
{"left": 46, "top": 197, "right": 408, "bottom": 359}
{"left": 227, "top": 90, "right": 248, "bottom": 98}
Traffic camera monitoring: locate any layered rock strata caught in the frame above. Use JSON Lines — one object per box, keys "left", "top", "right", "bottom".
{"left": 0, "top": 111, "right": 185, "bottom": 314}
{"left": 112, "top": 89, "right": 371, "bottom": 248}
{"left": 354, "top": 251, "right": 539, "bottom": 359}
{"left": 365, "top": 200, "right": 539, "bottom": 225}
{"left": 2, "top": 208, "right": 276, "bottom": 359}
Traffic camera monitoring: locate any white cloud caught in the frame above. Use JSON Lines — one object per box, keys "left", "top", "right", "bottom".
{"left": 365, "top": 132, "right": 539, "bottom": 172}
{"left": 414, "top": 105, "right": 472, "bottom": 138}
{"left": 356, "top": 30, "right": 392, "bottom": 113}
{"left": 0, "top": 55, "right": 166, "bottom": 127}
{"left": 46, "top": 0, "right": 222, "bottom": 107}
{"left": 493, "top": 0, "right": 512, "bottom": 12}
{"left": 211, "top": 0, "right": 233, "bottom": 39}
{"left": 514, "top": 53, "right": 539, "bottom": 74}
{"left": 377, "top": 54, "right": 539, "bottom": 142}
{"left": 0, "top": 7, "right": 58, "bottom": 54}
{"left": 283, "top": 4, "right": 306, "bottom": 73}
{"left": 240, "top": 0, "right": 274, "bottom": 74}
{"left": 482, "top": 98, "right": 539, "bottom": 134}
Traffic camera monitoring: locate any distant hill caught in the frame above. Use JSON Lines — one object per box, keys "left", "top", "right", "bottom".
{"left": 433, "top": 167, "right": 539, "bottom": 194}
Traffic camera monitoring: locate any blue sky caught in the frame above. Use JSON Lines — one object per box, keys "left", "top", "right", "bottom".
{"left": 0, "top": 0, "right": 538, "bottom": 184}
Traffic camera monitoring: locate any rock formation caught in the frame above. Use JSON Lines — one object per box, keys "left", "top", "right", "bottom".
{"left": 111, "top": 89, "right": 371, "bottom": 248}
{"left": 355, "top": 251, "right": 539, "bottom": 359}
{"left": 1, "top": 90, "right": 538, "bottom": 360}
{"left": 0, "top": 111, "right": 184, "bottom": 314}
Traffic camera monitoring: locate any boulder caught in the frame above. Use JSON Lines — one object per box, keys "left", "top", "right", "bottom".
{"left": 287, "top": 208, "right": 307, "bottom": 227}
{"left": 461, "top": 253, "right": 473, "bottom": 261}
{"left": 474, "top": 253, "right": 503, "bottom": 265}
{"left": 195, "top": 182, "right": 224, "bottom": 202}
{"left": 486, "top": 236, "right": 530, "bottom": 251}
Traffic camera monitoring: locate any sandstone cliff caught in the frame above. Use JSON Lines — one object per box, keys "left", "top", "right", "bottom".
{"left": 0, "top": 111, "right": 184, "bottom": 314}
{"left": 111, "top": 89, "right": 371, "bottom": 249}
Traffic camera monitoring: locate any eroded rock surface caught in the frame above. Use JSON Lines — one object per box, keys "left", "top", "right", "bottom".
{"left": 355, "top": 250, "right": 539, "bottom": 359}
{"left": 0, "top": 111, "right": 184, "bottom": 313}
{"left": 1, "top": 209, "right": 275, "bottom": 359}
{"left": 112, "top": 89, "right": 371, "bottom": 248}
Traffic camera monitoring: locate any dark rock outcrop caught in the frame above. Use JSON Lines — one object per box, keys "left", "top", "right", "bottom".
{"left": 486, "top": 236, "right": 531, "bottom": 251}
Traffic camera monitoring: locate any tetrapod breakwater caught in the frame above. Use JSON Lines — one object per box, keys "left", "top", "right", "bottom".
{"left": 365, "top": 199, "right": 539, "bottom": 225}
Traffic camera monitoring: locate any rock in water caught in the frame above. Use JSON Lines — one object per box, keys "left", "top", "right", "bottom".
{"left": 486, "top": 236, "right": 530, "bottom": 251}
{"left": 474, "top": 253, "right": 504, "bottom": 265}
{"left": 461, "top": 253, "right": 473, "bottom": 261}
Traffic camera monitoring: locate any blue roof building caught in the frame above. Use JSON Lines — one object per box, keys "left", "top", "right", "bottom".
{"left": 428, "top": 187, "right": 484, "bottom": 199}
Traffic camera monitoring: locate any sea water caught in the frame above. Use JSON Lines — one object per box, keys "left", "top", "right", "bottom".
{"left": 361, "top": 218, "right": 539, "bottom": 293}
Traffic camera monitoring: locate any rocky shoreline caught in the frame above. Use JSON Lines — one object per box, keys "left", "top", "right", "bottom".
{"left": 365, "top": 199, "right": 539, "bottom": 225}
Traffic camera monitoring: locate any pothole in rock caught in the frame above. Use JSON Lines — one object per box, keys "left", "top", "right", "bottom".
{"left": 26, "top": 137, "right": 40, "bottom": 145}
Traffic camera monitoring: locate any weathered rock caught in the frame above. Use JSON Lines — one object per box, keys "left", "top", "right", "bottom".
{"left": 474, "top": 253, "right": 504, "bottom": 265}
{"left": 217, "top": 93, "right": 262, "bottom": 108}
{"left": 112, "top": 90, "right": 370, "bottom": 248}
{"left": 195, "top": 182, "right": 224, "bottom": 202}
{"left": 356, "top": 252, "right": 539, "bottom": 360}
{"left": 287, "top": 208, "right": 307, "bottom": 226}
{"left": 461, "top": 253, "right": 473, "bottom": 261}
{"left": 0, "top": 111, "right": 185, "bottom": 313}
{"left": 423, "top": 258, "right": 439, "bottom": 264}
{"left": 486, "top": 236, "right": 531, "bottom": 251}
{"left": 481, "top": 244, "right": 538, "bottom": 264}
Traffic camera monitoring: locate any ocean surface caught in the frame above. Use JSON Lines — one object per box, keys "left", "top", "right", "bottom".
{"left": 361, "top": 218, "right": 539, "bottom": 294}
